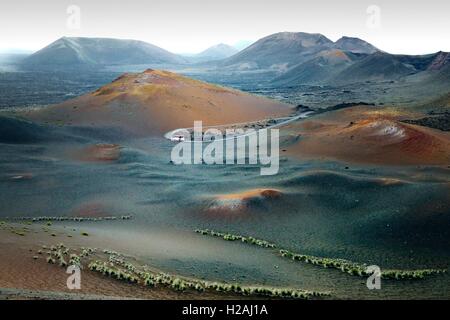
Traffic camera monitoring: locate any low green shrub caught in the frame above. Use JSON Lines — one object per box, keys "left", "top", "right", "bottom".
{"left": 46, "top": 256, "right": 55, "bottom": 264}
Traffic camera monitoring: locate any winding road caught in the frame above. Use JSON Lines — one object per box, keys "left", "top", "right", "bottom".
{"left": 164, "top": 111, "right": 314, "bottom": 143}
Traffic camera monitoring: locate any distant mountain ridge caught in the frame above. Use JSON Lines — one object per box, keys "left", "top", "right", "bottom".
{"left": 182, "top": 43, "right": 239, "bottom": 63}
{"left": 328, "top": 51, "right": 450, "bottom": 84}
{"left": 219, "top": 32, "right": 379, "bottom": 71}
{"left": 220, "top": 32, "right": 335, "bottom": 70}
{"left": 17, "top": 33, "right": 450, "bottom": 90}
{"left": 254, "top": 33, "right": 450, "bottom": 87}
{"left": 196, "top": 43, "right": 239, "bottom": 60}
{"left": 21, "top": 37, "right": 187, "bottom": 70}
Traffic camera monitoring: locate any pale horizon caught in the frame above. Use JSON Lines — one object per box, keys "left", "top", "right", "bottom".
{"left": 1, "top": 0, "right": 449, "bottom": 55}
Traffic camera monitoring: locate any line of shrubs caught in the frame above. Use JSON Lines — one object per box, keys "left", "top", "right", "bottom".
{"left": 107, "top": 252, "right": 137, "bottom": 273}
{"left": 102, "top": 250, "right": 328, "bottom": 299}
{"left": 195, "top": 229, "right": 447, "bottom": 280}
{"left": 5, "top": 215, "right": 132, "bottom": 222}
{"left": 138, "top": 270, "right": 328, "bottom": 299}
{"left": 45, "top": 243, "right": 96, "bottom": 268}
{"left": 381, "top": 269, "right": 447, "bottom": 280}
{"left": 88, "top": 260, "right": 139, "bottom": 283}
{"left": 280, "top": 249, "right": 368, "bottom": 275}
{"left": 195, "top": 229, "right": 276, "bottom": 248}
{"left": 80, "top": 247, "right": 96, "bottom": 258}
{"left": 47, "top": 249, "right": 67, "bottom": 267}
{"left": 40, "top": 243, "right": 329, "bottom": 299}
{"left": 280, "top": 249, "right": 446, "bottom": 279}
{"left": 202, "top": 281, "right": 327, "bottom": 299}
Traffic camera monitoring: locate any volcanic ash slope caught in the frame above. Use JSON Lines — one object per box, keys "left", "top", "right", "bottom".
{"left": 25, "top": 69, "right": 292, "bottom": 137}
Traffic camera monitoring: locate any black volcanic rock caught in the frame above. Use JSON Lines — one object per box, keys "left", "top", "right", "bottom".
{"left": 21, "top": 37, "right": 187, "bottom": 70}
{"left": 402, "top": 113, "right": 450, "bottom": 131}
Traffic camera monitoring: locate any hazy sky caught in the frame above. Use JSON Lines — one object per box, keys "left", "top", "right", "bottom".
{"left": 0, "top": 0, "right": 449, "bottom": 54}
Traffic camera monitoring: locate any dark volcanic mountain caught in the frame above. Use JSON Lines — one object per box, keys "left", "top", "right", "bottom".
{"left": 331, "top": 52, "right": 417, "bottom": 83}
{"left": 331, "top": 51, "right": 450, "bottom": 84}
{"left": 272, "top": 49, "right": 365, "bottom": 85}
{"left": 217, "top": 32, "right": 381, "bottom": 71}
{"left": 220, "top": 32, "right": 334, "bottom": 70}
{"left": 264, "top": 32, "right": 449, "bottom": 88}
{"left": 21, "top": 37, "right": 187, "bottom": 70}
{"left": 333, "top": 36, "right": 379, "bottom": 54}
{"left": 17, "top": 33, "right": 450, "bottom": 97}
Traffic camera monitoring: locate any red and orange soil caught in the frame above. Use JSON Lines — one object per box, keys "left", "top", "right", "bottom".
{"left": 282, "top": 106, "right": 450, "bottom": 166}
{"left": 24, "top": 69, "right": 292, "bottom": 137}
{"left": 0, "top": 223, "right": 237, "bottom": 300}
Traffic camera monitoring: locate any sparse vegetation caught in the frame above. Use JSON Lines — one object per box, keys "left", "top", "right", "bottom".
{"left": 195, "top": 229, "right": 276, "bottom": 248}
{"left": 80, "top": 247, "right": 96, "bottom": 257}
{"left": 33, "top": 243, "right": 329, "bottom": 299}
{"left": 88, "top": 261, "right": 139, "bottom": 284}
{"left": 4, "top": 215, "right": 132, "bottom": 222}
{"left": 381, "top": 269, "right": 447, "bottom": 280}
{"left": 91, "top": 260, "right": 327, "bottom": 299}
{"left": 91, "top": 249, "right": 328, "bottom": 299}
{"left": 196, "top": 229, "right": 447, "bottom": 280}
{"left": 46, "top": 256, "right": 55, "bottom": 264}
{"left": 280, "top": 249, "right": 446, "bottom": 279}
{"left": 69, "top": 254, "right": 81, "bottom": 267}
